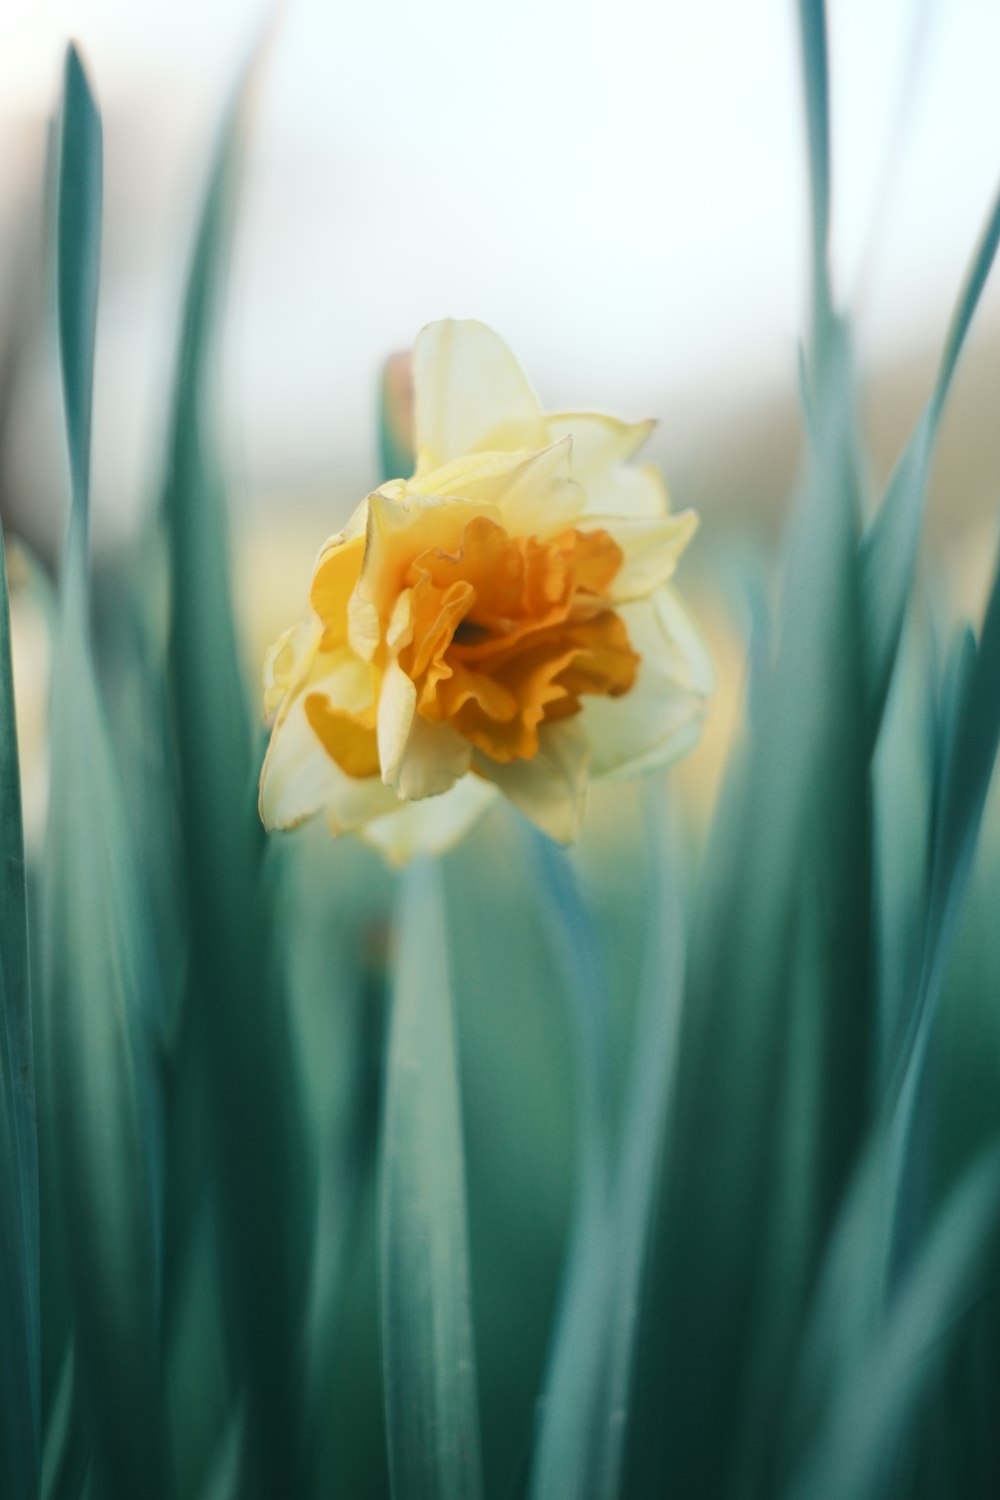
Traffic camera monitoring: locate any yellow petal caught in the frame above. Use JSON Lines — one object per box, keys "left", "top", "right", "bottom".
{"left": 348, "top": 487, "right": 496, "bottom": 661}
{"left": 473, "top": 720, "right": 590, "bottom": 843}
{"left": 360, "top": 774, "right": 499, "bottom": 865}
{"left": 259, "top": 684, "right": 396, "bottom": 832}
{"left": 413, "top": 319, "right": 546, "bottom": 469}
{"left": 310, "top": 534, "right": 366, "bottom": 646}
{"left": 581, "top": 586, "right": 713, "bottom": 781}
{"left": 304, "top": 695, "right": 380, "bottom": 779}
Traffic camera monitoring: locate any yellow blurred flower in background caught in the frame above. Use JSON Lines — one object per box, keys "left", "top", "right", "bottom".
{"left": 258, "top": 320, "right": 712, "bottom": 860}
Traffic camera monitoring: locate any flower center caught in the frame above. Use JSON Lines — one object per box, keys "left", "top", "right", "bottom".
{"left": 397, "top": 514, "right": 638, "bottom": 764}
{"left": 304, "top": 509, "right": 640, "bottom": 778}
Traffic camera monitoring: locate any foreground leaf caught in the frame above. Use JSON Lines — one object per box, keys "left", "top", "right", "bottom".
{"left": 860, "top": 179, "right": 1000, "bottom": 735}
{"left": 159, "top": 33, "right": 311, "bottom": 1498}
{"left": 40, "top": 45, "right": 169, "bottom": 1500}
{"left": 380, "top": 857, "right": 484, "bottom": 1500}
{"left": 529, "top": 785, "right": 687, "bottom": 1500}
{"left": 786, "top": 1147, "right": 1000, "bottom": 1500}
{"left": 0, "top": 524, "right": 39, "bottom": 1496}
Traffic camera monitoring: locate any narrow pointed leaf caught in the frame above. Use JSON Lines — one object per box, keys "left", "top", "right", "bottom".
{"left": 798, "top": 0, "right": 833, "bottom": 336}
{"left": 380, "top": 857, "right": 483, "bottom": 1500}
{"left": 787, "top": 1148, "right": 1000, "bottom": 1500}
{"left": 599, "top": 785, "right": 685, "bottom": 1499}
{"left": 0, "top": 523, "right": 39, "bottom": 1494}
{"left": 55, "top": 46, "right": 101, "bottom": 524}
{"left": 159, "top": 35, "right": 311, "bottom": 1497}
{"left": 40, "top": 46, "right": 169, "bottom": 1499}
{"left": 861, "top": 180, "right": 1000, "bottom": 731}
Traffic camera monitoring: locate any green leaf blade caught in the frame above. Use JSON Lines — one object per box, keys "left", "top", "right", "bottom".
{"left": 41, "top": 46, "right": 170, "bottom": 1499}
{"left": 0, "top": 526, "right": 40, "bottom": 1496}
{"left": 380, "top": 857, "right": 484, "bottom": 1500}
{"left": 158, "top": 40, "right": 313, "bottom": 1497}
{"left": 40, "top": 611, "right": 170, "bottom": 1500}
{"left": 56, "top": 45, "right": 102, "bottom": 520}
{"left": 861, "top": 179, "right": 1000, "bottom": 735}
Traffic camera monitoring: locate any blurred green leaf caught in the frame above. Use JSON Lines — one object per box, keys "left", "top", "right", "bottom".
{"left": 159, "top": 33, "right": 311, "bottom": 1499}
{"left": 923, "top": 550, "right": 1000, "bottom": 1014}
{"left": 40, "top": 46, "right": 169, "bottom": 1500}
{"left": 530, "top": 785, "right": 687, "bottom": 1500}
{"left": 55, "top": 47, "right": 100, "bottom": 521}
{"left": 798, "top": 0, "right": 833, "bottom": 336}
{"left": 786, "top": 1147, "right": 1000, "bottom": 1500}
{"left": 861, "top": 179, "right": 1000, "bottom": 734}
{"left": 632, "top": 302, "right": 873, "bottom": 1492}
{"left": 599, "top": 784, "right": 686, "bottom": 1499}
{"left": 526, "top": 835, "right": 611, "bottom": 1500}
{"left": 380, "top": 857, "right": 483, "bottom": 1500}
{"left": 871, "top": 608, "right": 936, "bottom": 1086}
{"left": 886, "top": 538, "right": 1000, "bottom": 1284}
{"left": 0, "top": 527, "right": 39, "bottom": 1494}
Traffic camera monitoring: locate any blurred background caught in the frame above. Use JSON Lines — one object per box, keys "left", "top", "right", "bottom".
{"left": 3, "top": 0, "right": 1000, "bottom": 833}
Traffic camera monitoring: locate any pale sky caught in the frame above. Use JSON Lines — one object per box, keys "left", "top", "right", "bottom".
{"left": 2, "top": 0, "right": 1000, "bottom": 536}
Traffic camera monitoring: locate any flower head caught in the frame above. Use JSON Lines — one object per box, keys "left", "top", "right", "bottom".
{"left": 258, "top": 320, "right": 712, "bottom": 861}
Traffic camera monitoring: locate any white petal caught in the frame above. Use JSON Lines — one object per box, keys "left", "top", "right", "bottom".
{"left": 581, "top": 586, "right": 713, "bottom": 781}
{"left": 476, "top": 439, "right": 585, "bottom": 537}
{"left": 259, "top": 684, "right": 395, "bottom": 832}
{"left": 433, "top": 439, "right": 584, "bottom": 537}
{"left": 544, "top": 412, "right": 669, "bottom": 518}
{"left": 391, "top": 712, "right": 473, "bottom": 800}
{"left": 263, "top": 619, "right": 321, "bottom": 716}
{"left": 361, "top": 775, "right": 499, "bottom": 865}
{"left": 377, "top": 657, "right": 417, "bottom": 785}
{"left": 594, "top": 511, "right": 699, "bottom": 602}
{"left": 473, "top": 720, "right": 590, "bottom": 843}
{"left": 413, "top": 320, "right": 546, "bottom": 468}
{"left": 546, "top": 411, "right": 654, "bottom": 477}
{"left": 411, "top": 448, "right": 536, "bottom": 500}
{"left": 583, "top": 463, "right": 670, "bottom": 519}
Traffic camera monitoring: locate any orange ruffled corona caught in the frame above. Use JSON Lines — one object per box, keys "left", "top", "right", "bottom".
{"left": 259, "top": 321, "right": 713, "bottom": 861}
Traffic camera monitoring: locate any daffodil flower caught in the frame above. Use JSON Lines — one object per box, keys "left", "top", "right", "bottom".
{"left": 258, "top": 320, "right": 712, "bottom": 861}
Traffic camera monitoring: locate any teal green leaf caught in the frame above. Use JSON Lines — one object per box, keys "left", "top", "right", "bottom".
{"left": 40, "top": 46, "right": 169, "bottom": 1499}
{"left": 631, "top": 312, "right": 872, "bottom": 1494}
{"left": 798, "top": 0, "right": 833, "bottom": 337}
{"left": 598, "top": 783, "right": 685, "bottom": 1499}
{"left": 380, "top": 857, "right": 484, "bottom": 1500}
{"left": 861, "top": 180, "right": 1000, "bottom": 733}
{"left": 55, "top": 45, "right": 101, "bottom": 526}
{"left": 0, "top": 527, "right": 39, "bottom": 1494}
{"left": 159, "top": 33, "right": 311, "bottom": 1498}
{"left": 886, "top": 542, "right": 1000, "bottom": 1281}
{"left": 786, "top": 1147, "right": 1000, "bottom": 1500}
{"left": 923, "top": 550, "right": 1000, "bottom": 1009}
{"left": 529, "top": 785, "right": 687, "bottom": 1500}
{"left": 526, "top": 836, "right": 611, "bottom": 1500}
